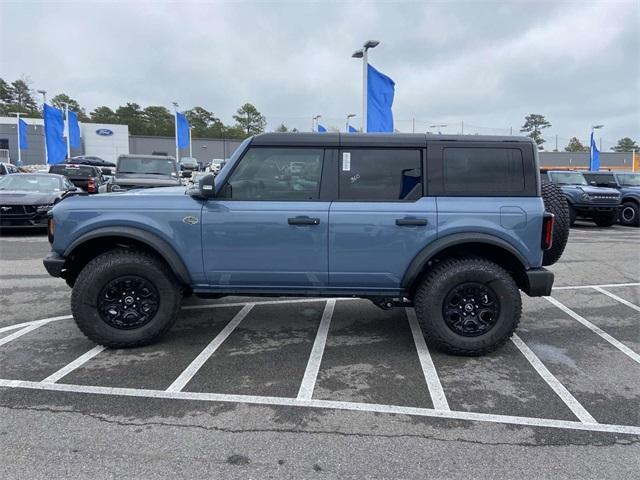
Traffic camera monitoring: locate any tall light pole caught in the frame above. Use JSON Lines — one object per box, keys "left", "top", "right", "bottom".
{"left": 352, "top": 40, "right": 380, "bottom": 133}
{"left": 345, "top": 113, "right": 356, "bottom": 133}
{"left": 172, "top": 102, "right": 179, "bottom": 161}
{"left": 37, "top": 90, "right": 47, "bottom": 165}
{"left": 312, "top": 115, "right": 322, "bottom": 132}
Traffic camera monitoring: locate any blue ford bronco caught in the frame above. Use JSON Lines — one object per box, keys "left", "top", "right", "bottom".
{"left": 542, "top": 169, "right": 621, "bottom": 227}
{"left": 43, "top": 134, "right": 568, "bottom": 356}
{"left": 582, "top": 171, "right": 640, "bottom": 227}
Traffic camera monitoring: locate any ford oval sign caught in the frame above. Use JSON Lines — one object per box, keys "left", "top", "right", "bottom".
{"left": 96, "top": 128, "right": 114, "bottom": 136}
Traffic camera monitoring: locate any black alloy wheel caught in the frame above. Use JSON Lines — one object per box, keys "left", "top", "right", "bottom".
{"left": 443, "top": 282, "right": 499, "bottom": 337}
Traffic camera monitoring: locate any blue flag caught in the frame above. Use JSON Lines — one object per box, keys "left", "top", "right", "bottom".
{"left": 18, "top": 119, "right": 28, "bottom": 149}
{"left": 44, "top": 104, "right": 66, "bottom": 164}
{"left": 68, "top": 110, "right": 81, "bottom": 148}
{"left": 367, "top": 63, "right": 395, "bottom": 132}
{"left": 590, "top": 132, "right": 600, "bottom": 171}
{"left": 317, "top": 124, "right": 327, "bottom": 133}
{"left": 348, "top": 125, "right": 358, "bottom": 133}
{"left": 176, "top": 112, "right": 190, "bottom": 149}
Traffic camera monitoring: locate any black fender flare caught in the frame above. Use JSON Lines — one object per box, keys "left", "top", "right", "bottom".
{"left": 64, "top": 226, "right": 192, "bottom": 285}
{"left": 401, "top": 232, "right": 530, "bottom": 289}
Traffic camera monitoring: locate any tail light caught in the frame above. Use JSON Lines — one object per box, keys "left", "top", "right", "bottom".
{"left": 541, "top": 213, "right": 554, "bottom": 250}
{"left": 47, "top": 217, "right": 55, "bottom": 244}
{"left": 87, "top": 178, "right": 96, "bottom": 193}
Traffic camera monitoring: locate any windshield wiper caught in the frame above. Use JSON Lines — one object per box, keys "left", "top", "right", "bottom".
{"left": 146, "top": 172, "right": 173, "bottom": 175}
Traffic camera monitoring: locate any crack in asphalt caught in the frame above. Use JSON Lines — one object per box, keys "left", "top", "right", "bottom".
{"left": 1, "top": 403, "right": 638, "bottom": 448}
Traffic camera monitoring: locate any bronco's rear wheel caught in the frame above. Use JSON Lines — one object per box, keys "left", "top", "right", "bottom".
{"left": 541, "top": 181, "right": 570, "bottom": 266}
{"left": 71, "top": 249, "right": 181, "bottom": 348}
{"left": 414, "top": 257, "right": 521, "bottom": 356}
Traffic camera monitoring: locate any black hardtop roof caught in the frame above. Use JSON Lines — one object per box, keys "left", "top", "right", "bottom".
{"left": 250, "top": 132, "right": 534, "bottom": 148}
{"left": 118, "top": 154, "right": 176, "bottom": 161}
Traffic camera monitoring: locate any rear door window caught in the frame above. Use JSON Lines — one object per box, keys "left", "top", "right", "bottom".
{"left": 443, "top": 148, "right": 524, "bottom": 193}
{"left": 338, "top": 149, "right": 422, "bottom": 201}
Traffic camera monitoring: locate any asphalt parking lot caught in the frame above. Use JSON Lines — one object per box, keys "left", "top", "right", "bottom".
{"left": 1, "top": 223, "right": 639, "bottom": 479}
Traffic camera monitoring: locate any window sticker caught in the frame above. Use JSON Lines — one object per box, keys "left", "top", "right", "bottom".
{"left": 342, "top": 152, "right": 351, "bottom": 171}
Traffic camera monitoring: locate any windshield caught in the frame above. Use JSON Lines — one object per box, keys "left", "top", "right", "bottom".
{"left": 0, "top": 175, "right": 63, "bottom": 192}
{"left": 180, "top": 158, "right": 198, "bottom": 165}
{"left": 50, "top": 165, "right": 96, "bottom": 177}
{"left": 550, "top": 172, "right": 588, "bottom": 185}
{"left": 617, "top": 173, "right": 640, "bottom": 186}
{"left": 117, "top": 157, "right": 178, "bottom": 176}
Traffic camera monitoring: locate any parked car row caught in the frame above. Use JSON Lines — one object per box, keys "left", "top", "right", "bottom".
{"left": 542, "top": 169, "right": 640, "bottom": 227}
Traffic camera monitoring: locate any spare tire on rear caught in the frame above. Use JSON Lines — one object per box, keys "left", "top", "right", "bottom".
{"left": 541, "top": 181, "right": 570, "bottom": 266}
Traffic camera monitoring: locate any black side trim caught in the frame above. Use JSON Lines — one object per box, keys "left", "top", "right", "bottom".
{"left": 401, "top": 232, "right": 531, "bottom": 288}
{"left": 43, "top": 251, "right": 66, "bottom": 277}
{"left": 523, "top": 268, "right": 554, "bottom": 297}
{"left": 64, "top": 227, "right": 192, "bottom": 284}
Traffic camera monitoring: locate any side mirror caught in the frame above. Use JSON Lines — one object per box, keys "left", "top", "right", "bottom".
{"left": 189, "top": 174, "right": 216, "bottom": 199}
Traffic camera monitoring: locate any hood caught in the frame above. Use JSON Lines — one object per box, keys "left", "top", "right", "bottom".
{"left": 109, "top": 186, "right": 187, "bottom": 196}
{"left": 0, "top": 190, "right": 63, "bottom": 205}
{"left": 562, "top": 185, "right": 620, "bottom": 195}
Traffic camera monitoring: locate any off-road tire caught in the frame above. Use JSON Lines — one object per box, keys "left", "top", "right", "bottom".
{"left": 619, "top": 200, "right": 640, "bottom": 227}
{"left": 71, "top": 249, "right": 182, "bottom": 348}
{"left": 541, "top": 181, "right": 570, "bottom": 266}
{"left": 414, "top": 257, "right": 522, "bottom": 356}
{"left": 593, "top": 212, "right": 617, "bottom": 228}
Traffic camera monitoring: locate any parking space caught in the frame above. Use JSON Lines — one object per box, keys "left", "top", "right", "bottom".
{"left": 1, "top": 225, "right": 639, "bottom": 477}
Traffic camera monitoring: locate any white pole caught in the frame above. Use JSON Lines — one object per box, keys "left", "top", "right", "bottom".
{"left": 63, "top": 103, "right": 71, "bottom": 159}
{"left": 362, "top": 49, "right": 368, "bottom": 133}
{"left": 189, "top": 127, "right": 193, "bottom": 158}
{"left": 12, "top": 113, "right": 22, "bottom": 166}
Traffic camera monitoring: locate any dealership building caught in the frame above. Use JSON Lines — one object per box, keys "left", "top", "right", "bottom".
{"left": 0, "top": 116, "right": 634, "bottom": 169}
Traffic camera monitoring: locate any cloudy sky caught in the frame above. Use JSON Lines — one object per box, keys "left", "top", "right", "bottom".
{"left": 1, "top": 0, "right": 638, "bottom": 149}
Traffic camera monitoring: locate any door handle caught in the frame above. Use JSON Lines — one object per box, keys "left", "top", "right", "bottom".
{"left": 395, "top": 217, "right": 428, "bottom": 226}
{"left": 288, "top": 216, "right": 320, "bottom": 226}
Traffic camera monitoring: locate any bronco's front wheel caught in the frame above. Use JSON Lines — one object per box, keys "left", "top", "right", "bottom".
{"left": 71, "top": 249, "right": 182, "bottom": 348}
{"left": 414, "top": 258, "right": 521, "bottom": 356}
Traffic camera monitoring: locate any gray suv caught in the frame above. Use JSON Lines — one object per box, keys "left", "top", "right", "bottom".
{"left": 99, "top": 154, "right": 182, "bottom": 192}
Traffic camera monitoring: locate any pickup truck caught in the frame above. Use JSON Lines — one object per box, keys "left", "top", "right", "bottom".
{"left": 44, "top": 133, "right": 568, "bottom": 356}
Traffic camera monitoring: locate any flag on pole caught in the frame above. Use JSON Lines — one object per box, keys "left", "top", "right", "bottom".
{"left": 68, "top": 110, "right": 81, "bottom": 148}
{"left": 633, "top": 150, "right": 639, "bottom": 172}
{"left": 589, "top": 132, "right": 600, "bottom": 171}
{"left": 348, "top": 125, "right": 358, "bottom": 133}
{"left": 18, "top": 119, "right": 28, "bottom": 149}
{"left": 44, "top": 104, "right": 66, "bottom": 164}
{"left": 317, "top": 124, "right": 327, "bottom": 133}
{"left": 367, "top": 63, "right": 395, "bottom": 132}
{"left": 176, "top": 112, "right": 190, "bottom": 148}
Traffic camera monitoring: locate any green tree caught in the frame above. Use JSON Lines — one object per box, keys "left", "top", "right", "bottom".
{"left": 142, "top": 106, "right": 173, "bottom": 136}
{"left": 90, "top": 106, "right": 118, "bottom": 124}
{"left": 612, "top": 137, "right": 638, "bottom": 152}
{"left": 115, "top": 102, "right": 145, "bottom": 134}
{"left": 184, "top": 106, "right": 224, "bottom": 137}
{"left": 233, "top": 103, "right": 266, "bottom": 135}
{"left": 0, "top": 78, "right": 13, "bottom": 115}
{"left": 9, "top": 79, "right": 39, "bottom": 115}
{"left": 51, "top": 93, "right": 89, "bottom": 121}
{"left": 275, "top": 123, "right": 289, "bottom": 132}
{"left": 564, "top": 137, "right": 589, "bottom": 152}
{"left": 520, "top": 114, "right": 551, "bottom": 146}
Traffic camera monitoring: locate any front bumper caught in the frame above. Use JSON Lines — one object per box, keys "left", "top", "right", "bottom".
{"left": 43, "top": 251, "right": 66, "bottom": 278}
{"left": 523, "top": 268, "right": 554, "bottom": 297}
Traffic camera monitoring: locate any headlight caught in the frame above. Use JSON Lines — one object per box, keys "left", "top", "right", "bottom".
{"left": 37, "top": 204, "right": 54, "bottom": 212}
{"left": 580, "top": 193, "right": 591, "bottom": 201}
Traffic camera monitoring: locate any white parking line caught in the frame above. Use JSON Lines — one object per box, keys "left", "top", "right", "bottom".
{"left": 0, "top": 379, "right": 638, "bottom": 435}
{"left": 511, "top": 334, "right": 597, "bottom": 424}
{"left": 0, "top": 321, "right": 51, "bottom": 347}
{"left": 297, "top": 299, "right": 335, "bottom": 400}
{"left": 553, "top": 282, "right": 640, "bottom": 290}
{"left": 165, "top": 303, "right": 255, "bottom": 392}
{"left": 405, "top": 308, "right": 450, "bottom": 412}
{"left": 592, "top": 287, "right": 640, "bottom": 313}
{"left": 0, "top": 315, "right": 72, "bottom": 334}
{"left": 41, "top": 346, "right": 106, "bottom": 384}
{"left": 545, "top": 296, "right": 640, "bottom": 365}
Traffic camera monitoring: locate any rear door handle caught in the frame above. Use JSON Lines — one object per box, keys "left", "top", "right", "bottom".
{"left": 395, "top": 217, "right": 428, "bottom": 226}
{"left": 288, "top": 216, "right": 320, "bottom": 225}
